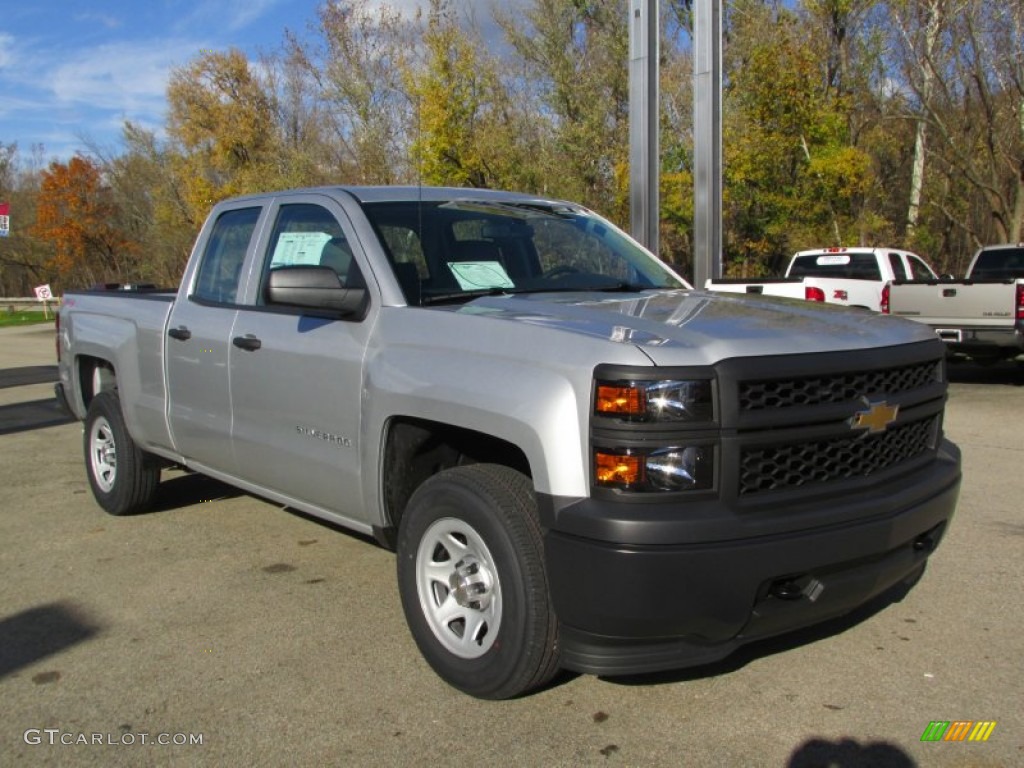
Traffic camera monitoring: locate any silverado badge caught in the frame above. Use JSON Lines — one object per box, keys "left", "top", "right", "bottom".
{"left": 850, "top": 399, "right": 899, "bottom": 434}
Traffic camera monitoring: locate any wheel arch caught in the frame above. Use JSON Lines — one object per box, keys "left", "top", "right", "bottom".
{"left": 77, "top": 355, "right": 118, "bottom": 410}
{"left": 375, "top": 417, "right": 532, "bottom": 549}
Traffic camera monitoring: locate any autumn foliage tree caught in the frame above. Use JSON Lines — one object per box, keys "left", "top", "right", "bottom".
{"left": 31, "top": 156, "right": 140, "bottom": 287}
{"left": 7, "top": 0, "right": 1024, "bottom": 293}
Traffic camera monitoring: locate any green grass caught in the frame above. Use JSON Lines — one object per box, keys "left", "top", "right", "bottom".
{"left": 0, "top": 310, "right": 55, "bottom": 328}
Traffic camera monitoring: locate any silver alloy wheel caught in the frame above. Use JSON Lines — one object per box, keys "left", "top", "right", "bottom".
{"left": 415, "top": 516, "right": 502, "bottom": 659}
{"left": 88, "top": 415, "right": 117, "bottom": 493}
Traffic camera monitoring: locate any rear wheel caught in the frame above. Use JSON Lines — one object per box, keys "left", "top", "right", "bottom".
{"left": 84, "top": 391, "right": 159, "bottom": 515}
{"left": 396, "top": 464, "right": 559, "bottom": 699}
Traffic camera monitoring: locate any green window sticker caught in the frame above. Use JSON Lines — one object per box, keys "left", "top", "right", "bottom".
{"left": 448, "top": 261, "right": 515, "bottom": 290}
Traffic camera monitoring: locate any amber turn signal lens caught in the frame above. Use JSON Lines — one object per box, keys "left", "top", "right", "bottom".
{"left": 595, "top": 385, "right": 644, "bottom": 416}
{"left": 595, "top": 452, "right": 643, "bottom": 485}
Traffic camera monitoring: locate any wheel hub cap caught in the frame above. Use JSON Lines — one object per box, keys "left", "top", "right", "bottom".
{"left": 448, "top": 555, "right": 493, "bottom": 610}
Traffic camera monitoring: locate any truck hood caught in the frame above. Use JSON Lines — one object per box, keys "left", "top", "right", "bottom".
{"left": 454, "top": 289, "right": 937, "bottom": 366}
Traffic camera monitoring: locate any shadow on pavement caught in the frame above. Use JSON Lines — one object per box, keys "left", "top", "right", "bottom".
{"left": 0, "top": 602, "right": 101, "bottom": 679}
{"left": 0, "top": 365, "right": 58, "bottom": 389}
{"left": 0, "top": 398, "right": 74, "bottom": 436}
{"left": 147, "top": 471, "right": 245, "bottom": 513}
{"left": 787, "top": 737, "right": 916, "bottom": 767}
{"left": 947, "top": 359, "right": 1023, "bottom": 385}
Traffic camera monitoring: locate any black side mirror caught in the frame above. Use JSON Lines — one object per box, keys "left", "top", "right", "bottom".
{"left": 266, "top": 266, "right": 368, "bottom": 318}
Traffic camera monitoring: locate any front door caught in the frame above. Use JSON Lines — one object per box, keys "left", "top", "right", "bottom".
{"left": 228, "top": 198, "right": 374, "bottom": 522}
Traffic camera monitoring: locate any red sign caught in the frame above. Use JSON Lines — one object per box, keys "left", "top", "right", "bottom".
{"left": 0, "top": 201, "right": 8, "bottom": 237}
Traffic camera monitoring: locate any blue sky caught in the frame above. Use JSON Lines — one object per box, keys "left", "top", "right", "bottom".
{"left": 0, "top": 0, "right": 470, "bottom": 163}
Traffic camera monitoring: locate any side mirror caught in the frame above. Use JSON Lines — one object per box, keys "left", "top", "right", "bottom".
{"left": 266, "top": 266, "right": 368, "bottom": 318}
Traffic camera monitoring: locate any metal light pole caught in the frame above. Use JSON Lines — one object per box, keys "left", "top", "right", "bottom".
{"left": 629, "top": 0, "right": 659, "bottom": 256}
{"left": 629, "top": 0, "right": 722, "bottom": 287}
{"left": 692, "top": 0, "right": 723, "bottom": 288}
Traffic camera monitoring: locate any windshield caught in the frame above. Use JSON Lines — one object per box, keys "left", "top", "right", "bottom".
{"left": 360, "top": 199, "right": 687, "bottom": 305}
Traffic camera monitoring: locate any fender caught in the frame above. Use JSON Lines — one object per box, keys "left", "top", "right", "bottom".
{"left": 359, "top": 307, "right": 655, "bottom": 526}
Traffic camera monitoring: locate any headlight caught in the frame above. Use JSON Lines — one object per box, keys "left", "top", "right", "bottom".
{"left": 594, "top": 445, "right": 714, "bottom": 492}
{"left": 595, "top": 379, "right": 713, "bottom": 422}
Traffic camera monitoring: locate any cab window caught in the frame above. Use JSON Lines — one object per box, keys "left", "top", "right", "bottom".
{"left": 259, "top": 204, "right": 365, "bottom": 303}
{"left": 908, "top": 255, "right": 936, "bottom": 280}
{"left": 192, "top": 207, "right": 260, "bottom": 304}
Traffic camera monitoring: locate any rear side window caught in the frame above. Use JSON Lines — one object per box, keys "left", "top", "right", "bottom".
{"left": 908, "top": 255, "right": 935, "bottom": 280}
{"left": 193, "top": 207, "right": 261, "bottom": 304}
{"left": 970, "top": 248, "right": 1024, "bottom": 279}
{"left": 888, "top": 252, "right": 909, "bottom": 280}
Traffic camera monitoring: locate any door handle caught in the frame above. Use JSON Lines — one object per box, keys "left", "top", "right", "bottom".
{"left": 168, "top": 326, "right": 191, "bottom": 341}
{"left": 232, "top": 334, "right": 262, "bottom": 351}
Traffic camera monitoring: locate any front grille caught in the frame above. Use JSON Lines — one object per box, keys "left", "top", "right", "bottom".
{"left": 739, "top": 359, "right": 941, "bottom": 411}
{"left": 739, "top": 415, "right": 937, "bottom": 495}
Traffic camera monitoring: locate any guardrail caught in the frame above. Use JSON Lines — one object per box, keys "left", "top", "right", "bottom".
{"left": 0, "top": 298, "right": 60, "bottom": 312}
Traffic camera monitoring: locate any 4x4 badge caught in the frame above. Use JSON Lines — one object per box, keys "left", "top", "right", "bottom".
{"left": 850, "top": 399, "right": 899, "bottom": 434}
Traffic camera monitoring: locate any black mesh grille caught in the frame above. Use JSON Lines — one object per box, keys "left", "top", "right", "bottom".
{"left": 739, "top": 416, "right": 937, "bottom": 495}
{"left": 739, "top": 360, "right": 941, "bottom": 411}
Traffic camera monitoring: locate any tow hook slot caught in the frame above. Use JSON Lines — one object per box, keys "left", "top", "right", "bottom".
{"left": 769, "top": 575, "right": 824, "bottom": 603}
{"left": 913, "top": 531, "right": 936, "bottom": 552}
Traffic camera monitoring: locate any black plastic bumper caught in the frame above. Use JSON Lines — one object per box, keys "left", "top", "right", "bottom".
{"left": 541, "top": 446, "right": 961, "bottom": 676}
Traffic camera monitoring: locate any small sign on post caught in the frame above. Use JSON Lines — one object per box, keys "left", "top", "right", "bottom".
{"left": 34, "top": 284, "right": 54, "bottom": 319}
{"left": 0, "top": 202, "right": 9, "bottom": 237}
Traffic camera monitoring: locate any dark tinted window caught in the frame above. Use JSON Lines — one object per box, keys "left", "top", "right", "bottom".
{"left": 970, "top": 248, "right": 1024, "bottom": 279}
{"left": 788, "top": 252, "right": 882, "bottom": 280}
{"left": 361, "top": 199, "right": 684, "bottom": 304}
{"left": 888, "top": 252, "right": 908, "bottom": 280}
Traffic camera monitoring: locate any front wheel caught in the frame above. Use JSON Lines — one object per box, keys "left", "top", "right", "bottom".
{"left": 84, "top": 391, "right": 159, "bottom": 516}
{"left": 396, "top": 464, "right": 559, "bottom": 699}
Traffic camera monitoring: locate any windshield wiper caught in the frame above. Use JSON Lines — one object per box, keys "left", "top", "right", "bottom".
{"left": 420, "top": 288, "right": 513, "bottom": 305}
{"left": 420, "top": 282, "right": 675, "bottom": 306}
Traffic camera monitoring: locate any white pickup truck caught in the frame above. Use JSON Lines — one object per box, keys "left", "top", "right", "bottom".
{"left": 55, "top": 186, "right": 960, "bottom": 699}
{"left": 884, "top": 243, "right": 1024, "bottom": 363}
{"left": 707, "top": 247, "right": 939, "bottom": 312}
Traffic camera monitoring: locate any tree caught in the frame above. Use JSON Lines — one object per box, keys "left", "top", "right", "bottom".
{"left": 893, "top": 0, "right": 1024, "bottom": 257}
{"left": 31, "top": 156, "right": 139, "bottom": 286}
{"left": 498, "top": 0, "right": 631, "bottom": 212}
{"left": 0, "top": 144, "right": 50, "bottom": 295}
{"left": 284, "top": 0, "right": 414, "bottom": 184}
{"left": 403, "top": 0, "right": 506, "bottom": 188}
{"left": 166, "top": 49, "right": 286, "bottom": 220}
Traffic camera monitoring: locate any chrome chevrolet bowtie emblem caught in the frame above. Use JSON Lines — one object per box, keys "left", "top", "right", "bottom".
{"left": 850, "top": 399, "right": 899, "bottom": 434}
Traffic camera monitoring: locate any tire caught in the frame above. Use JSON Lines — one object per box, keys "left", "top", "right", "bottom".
{"left": 84, "top": 391, "right": 160, "bottom": 516}
{"left": 396, "top": 464, "right": 560, "bottom": 699}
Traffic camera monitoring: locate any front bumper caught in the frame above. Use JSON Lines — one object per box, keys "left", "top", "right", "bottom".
{"left": 540, "top": 442, "right": 961, "bottom": 676}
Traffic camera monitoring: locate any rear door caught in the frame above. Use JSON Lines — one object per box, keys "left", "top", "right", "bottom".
{"left": 166, "top": 204, "right": 263, "bottom": 471}
{"left": 227, "top": 194, "right": 376, "bottom": 522}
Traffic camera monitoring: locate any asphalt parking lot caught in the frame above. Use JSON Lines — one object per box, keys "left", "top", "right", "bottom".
{"left": 1, "top": 322, "right": 1021, "bottom": 767}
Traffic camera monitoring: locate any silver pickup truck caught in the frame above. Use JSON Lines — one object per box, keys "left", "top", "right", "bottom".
{"left": 884, "top": 243, "right": 1024, "bottom": 363}
{"left": 55, "top": 186, "right": 961, "bottom": 699}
